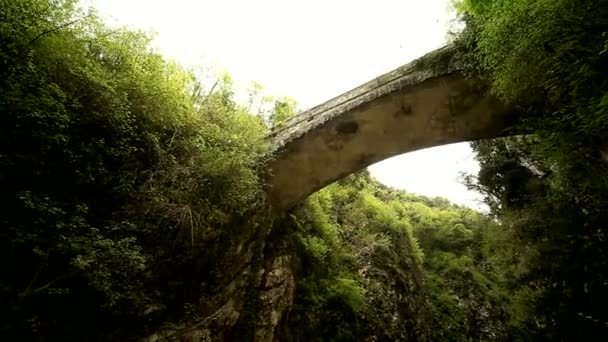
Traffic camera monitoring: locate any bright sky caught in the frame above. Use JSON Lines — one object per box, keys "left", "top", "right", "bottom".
{"left": 89, "top": 0, "right": 486, "bottom": 210}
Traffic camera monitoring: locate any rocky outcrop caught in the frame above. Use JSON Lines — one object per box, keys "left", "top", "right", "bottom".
{"left": 173, "top": 208, "right": 295, "bottom": 342}
{"left": 254, "top": 252, "right": 295, "bottom": 341}
{"left": 145, "top": 204, "right": 434, "bottom": 342}
{"left": 139, "top": 203, "right": 294, "bottom": 342}
{"left": 358, "top": 232, "right": 432, "bottom": 341}
{"left": 179, "top": 253, "right": 294, "bottom": 342}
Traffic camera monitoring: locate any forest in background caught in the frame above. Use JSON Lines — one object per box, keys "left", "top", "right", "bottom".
{"left": 1, "top": 0, "right": 608, "bottom": 341}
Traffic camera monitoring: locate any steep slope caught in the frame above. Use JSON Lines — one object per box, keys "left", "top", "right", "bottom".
{"left": 271, "top": 171, "right": 507, "bottom": 342}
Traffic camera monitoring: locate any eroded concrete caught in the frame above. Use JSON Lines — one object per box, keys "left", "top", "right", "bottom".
{"left": 266, "top": 45, "right": 515, "bottom": 210}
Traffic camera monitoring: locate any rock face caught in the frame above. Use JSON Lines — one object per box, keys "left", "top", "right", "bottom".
{"left": 180, "top": 252, "right": 295, "bottom": 342}
{"left": 254, "top": 244, "right": 296, "bottom": 341}
{"left": 149, "top": 209, "right": 432, "bottom": 342}
{"left": 358, "top": 238, "right": 432, "bottom": 341}
{"left": 138, "top": 204, "right": 295, "bottom": 342}
{"left": 173, "top": 208, "right": 296, "bottom": 342}
{"left": 265, "top": 45, "right": 514, "bottom": 210}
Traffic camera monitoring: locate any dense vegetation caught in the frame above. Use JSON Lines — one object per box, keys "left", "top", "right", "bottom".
{"left": 0, "top": 0, "right": 277, "bottom": 339}
{"left": 283, "top": 172, "right": 511, "bottom": 341}
{"left": 2, "top": 0, "right": 608, "bottom": 341}
{"left": 454, "top": 0, "right": 608, "bottom": 340}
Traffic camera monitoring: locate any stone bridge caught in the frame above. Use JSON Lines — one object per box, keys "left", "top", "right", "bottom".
{"left": 265, "top": 45, "right": 516, "bottom": 210}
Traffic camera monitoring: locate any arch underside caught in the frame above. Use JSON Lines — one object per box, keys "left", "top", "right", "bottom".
{"left": 265, "top": 48, "right": 514, "bottom": 210}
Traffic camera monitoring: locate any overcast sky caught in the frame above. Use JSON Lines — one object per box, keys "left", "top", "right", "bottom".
{"left": 88, "top": 0, "right": 486, "bottom": 210}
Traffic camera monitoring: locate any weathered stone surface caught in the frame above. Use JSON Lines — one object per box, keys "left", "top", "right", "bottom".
{"left": 359, "top": 236, "right": 433, "bottom": 341}
{"left": 254, "top": 255, "right": 295, "bottom": 342}
{"left": 164, "top": 205, "right": 296, "bottom": 342}
{"left": 265, "top": 45, "right": 514, "bottom": 210}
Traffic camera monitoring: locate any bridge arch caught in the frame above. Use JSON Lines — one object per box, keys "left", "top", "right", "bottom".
{"left": 265, "top": 46, "right": 516, "bottom": 210}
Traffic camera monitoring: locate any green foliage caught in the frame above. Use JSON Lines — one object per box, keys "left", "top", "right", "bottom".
{"left": 453, "top": 0, "right": 608, "bottom": 338}
{"left": 326, "top": 277, "right": 366, "bottom": 312}
{"left": 457, "top": 0, "right": 608, "bottom": 137}
{"left": 298, "top": 235, "right": 330, "bottom": 261}
{"left": 465, "top": 137, "right": 608, "bottom": 340}
{"left": 0, "top": 0, "right": 270, "bottom": 339}
{"left": 284, "top": 171, "right": 510, "bottom": 341}
{"left": 269, "top": 96, "right": 298, "bottom": 129}
{"left": 406, "top": 195, "right": 508, "bottom": 341}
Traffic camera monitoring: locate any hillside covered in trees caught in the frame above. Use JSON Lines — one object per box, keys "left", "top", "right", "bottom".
{"left": 1, "top": 0, "right": 608, "bottom": 341}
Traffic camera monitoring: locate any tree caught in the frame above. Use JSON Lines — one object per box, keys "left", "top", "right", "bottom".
{"left": 269, "top": 96, "right": 298, "bottom": 129}
{"left": 0, "top": 1, "right": 269, "bottom": 339}
{"left": 455, "top": 0, "right": 608, "bottom": 339}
